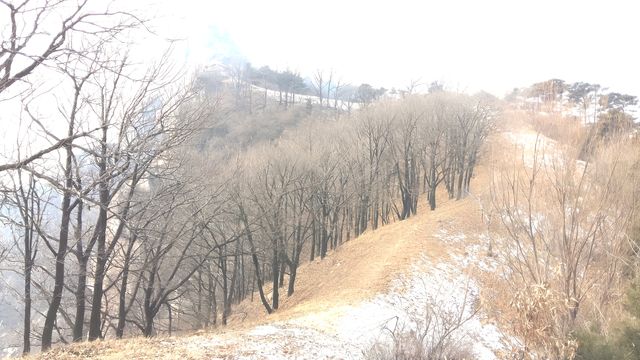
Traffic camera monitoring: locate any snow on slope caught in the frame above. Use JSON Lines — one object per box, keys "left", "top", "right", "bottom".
{"left": 502, "top": 130, "right": 560, "bottom": 168}
{"left": 329, "top": 255, "right": 513, "bottom": 359}
{"left": 196, "top": 255, "right": 514, "bottom": 359}
{"left": 203, "top": 228, "right": 518, "bottom": 359}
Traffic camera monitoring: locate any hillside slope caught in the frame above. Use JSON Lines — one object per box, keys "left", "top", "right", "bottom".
{"left": 37, "top": 119, "right": 541, "bottom": 360}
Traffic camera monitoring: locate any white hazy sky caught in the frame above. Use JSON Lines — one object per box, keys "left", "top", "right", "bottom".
{"left": 148, "top": 0, "right": 640, "bottom": 97}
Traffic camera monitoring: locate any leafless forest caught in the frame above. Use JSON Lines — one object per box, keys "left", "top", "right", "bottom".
{"left": 1, "top": 1, "right": 639, "bottom": 359}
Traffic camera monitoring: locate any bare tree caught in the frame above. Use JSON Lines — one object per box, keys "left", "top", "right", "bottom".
{"left": 0, "top": 0, "right": 142, "bottom": 173}
{"left": 490, "top": 136, "right": 635, "bottom": 357}
{"left": 234, "top": 187, "right": 273, "bottom": 315}
{"left": 405, "top": 78, "right": 423, "bottom": 96}
{"left": 1, "top": 66, "right": 499, "bottom": 353}
{"left": 419, "top": 95, "right": 448, "bottom": 210}
{"left": 333, "top": 78, "right": 345, "bottom": 110}
{"left": 389, "top": 100, "right": 420, "bottom": 220}
{"left": 1, "top": 169, "right": 49, "bottom": 354}
{"left": 39, "top": 53, "right": 93, "bottom": 350}
{"left": 313, "top": 69, "right": 324, "bottom": 107}
{"left": 135, "top": 181, "right": 223, "bottom": 336}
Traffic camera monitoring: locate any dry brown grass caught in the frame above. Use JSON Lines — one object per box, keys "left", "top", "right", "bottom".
{"left": 227, "top": 195, "right": 465, "bottom": 330}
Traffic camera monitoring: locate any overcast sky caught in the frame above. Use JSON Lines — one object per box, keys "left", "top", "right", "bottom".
{"left": 147, "top": 0, "right": 640, "bottom": 97}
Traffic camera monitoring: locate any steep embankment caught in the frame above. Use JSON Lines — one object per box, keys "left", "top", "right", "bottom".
{"left": 38, "top": 119, "right": 541, "bottom": 360}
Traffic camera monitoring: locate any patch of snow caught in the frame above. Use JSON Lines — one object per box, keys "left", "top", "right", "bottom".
{"left": 288, "top": 254, "right": 516, "bottom": 359}
{"left": 435, "top": 228, "right": 467, "bottom": 244}
{"left": 183, "top": 324, "right": 361, "bottom": 359}
{"left": 435, "top": 229, "right": 499, "bottom": 274}
{"left": 182, "top": 222, "right": 520, "bottom": 359}
{"left": 503, "top": 131, "right": 562, "bottom": 169}
{"left": 248, "top": 325, "right": 280, "bottom": 336}
{"left": 236, "top": 324, "right": 361, "bottom": 359}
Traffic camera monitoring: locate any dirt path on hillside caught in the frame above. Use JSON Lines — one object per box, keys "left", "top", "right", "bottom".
{"left": 227, "top": 198, "right": 452, "bottom": 328}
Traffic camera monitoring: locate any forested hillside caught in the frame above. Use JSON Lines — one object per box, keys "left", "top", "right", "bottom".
{"left": 1, "top": 1, "right": 639, "bottom": 359}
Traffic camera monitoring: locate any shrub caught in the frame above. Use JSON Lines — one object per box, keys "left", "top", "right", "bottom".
{"left": 362, "top": 325, "right": 474, "bottom": 360}
{"left": 575, "top": 277, "right": 640, "bottom": 360}
{"left": 574, "top": 330, "right": 620, "bottom": 360}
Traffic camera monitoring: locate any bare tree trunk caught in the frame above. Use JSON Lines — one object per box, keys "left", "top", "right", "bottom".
{"left": 41, "top": 86, "right": 78, "bottom": 351}
{"left": 18, "top": 172, "right": 36, "bottom": 354}
{"left": 71, "top": 192, "right": 89, "bottom": 341}
{"left": 263, "top": 77, "right": 268, "bottom": 109}
{"left": 88, "top": 124, "right": 109, "bottom": 341}
{"left": 73, "top": 255, "right": 87, "bottom": 342}
{"left": 314, "top": 70, "right": 324, "bottom": 107}
{"left": 239, "top": 205, "right": 272, "bottom": 314}
{"left": 41, "top": 152, "right": 72, "bottom": 350}
{"left": 310, "top": 218, "right": 316, "bottom": 261}
{"left": 278, "top": 261, "right": 286, "bottom": 288}
{"left": 167, "top": 302, "right": 172, "bottom": 336}
{"left": 23, "top": 247, "right": 32, "bottom": 354}
{"left": 116, "top": 234, "right": 138, "bottom": 338}
{"left": 209, "top": 273, "right": 216, "bottom": 326}
{"left": 220, "top": 245, "right": 229, "bottom": 325}
{"left": 271, "top": 243, "right": 279, "bottom": 310}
